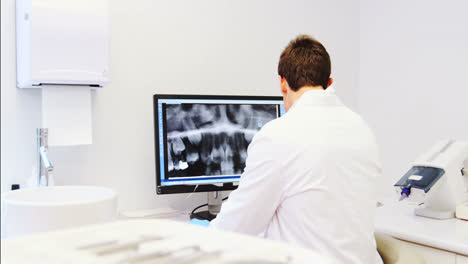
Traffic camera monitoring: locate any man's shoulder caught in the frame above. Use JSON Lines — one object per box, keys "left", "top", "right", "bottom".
{"left": 257, "top": 116, "right": 288, "bottom": 138}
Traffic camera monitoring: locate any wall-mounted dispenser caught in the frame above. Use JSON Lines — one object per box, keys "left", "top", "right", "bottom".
{"left": 16, "top": 0, "right": 110, "bottom": 146}
{"left": 16, "top": 0, "right": 109, "bottom": 88}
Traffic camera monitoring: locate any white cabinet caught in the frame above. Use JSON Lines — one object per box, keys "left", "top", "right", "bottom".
{"left": 395, "top": 238, "right": 468, "bottom": 264}
{"left": 396, "top": 238, "right": 457, "bottom": 264}
{"left": 457, "top": 255, "right": 468, "bottom": 264}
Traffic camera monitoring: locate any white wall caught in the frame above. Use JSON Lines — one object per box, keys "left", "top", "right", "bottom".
{"left": 359, "top": 0, "right": 468, "bottom": 198}
{"left": 1, "top": 0, "right": 43, "bottom": 194}
{"left": 1, "top": 0, "right": 360, "bottom": 211}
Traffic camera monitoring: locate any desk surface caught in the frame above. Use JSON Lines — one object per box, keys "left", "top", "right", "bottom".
{"left": 375, "top": 200, "right": 468, "bottom": 255}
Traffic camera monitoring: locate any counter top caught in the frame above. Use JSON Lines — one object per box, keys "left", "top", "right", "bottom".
{"left": 375, "top": 200, "right": 468, "bottom": 256}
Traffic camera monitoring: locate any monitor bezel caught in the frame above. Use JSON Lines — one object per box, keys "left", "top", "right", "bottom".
{"left": 153, "top": 94, "right": 283, "bottom": 195}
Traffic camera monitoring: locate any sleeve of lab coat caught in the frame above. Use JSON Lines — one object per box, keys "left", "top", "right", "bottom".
{"left": 210, "top": 130, "right": 285, "bottom": 235}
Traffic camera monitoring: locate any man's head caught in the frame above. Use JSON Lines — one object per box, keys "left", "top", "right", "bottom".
{"left": 278, "top": 35, "right": 332, "bottom": 111}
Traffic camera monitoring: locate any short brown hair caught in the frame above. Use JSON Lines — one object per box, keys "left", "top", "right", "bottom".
{"left": 278, "top": 35, "right": 331, "bottom": 91}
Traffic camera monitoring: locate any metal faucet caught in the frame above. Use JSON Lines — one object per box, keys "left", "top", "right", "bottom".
{"left": 37, "top": 128, "right": 54, "bottom": 186}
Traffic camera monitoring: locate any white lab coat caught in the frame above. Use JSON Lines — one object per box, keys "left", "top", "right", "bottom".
{"left": 211, "top": 88, "right": 383, "bottom": 264}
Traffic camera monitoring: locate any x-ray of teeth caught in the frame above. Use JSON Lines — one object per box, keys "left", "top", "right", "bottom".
{"left": 165, "top": 104, "right": 277, "bottom": 178}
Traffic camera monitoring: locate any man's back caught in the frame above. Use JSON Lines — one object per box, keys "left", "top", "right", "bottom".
{"left": 264, "top": 89, "right": 381, "bottom": 263}
{"left": 212, "top": 89, "right": 383, "bottom": 263}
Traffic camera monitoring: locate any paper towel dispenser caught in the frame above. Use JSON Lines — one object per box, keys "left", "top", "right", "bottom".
{"left": 16, "top": 0, "right": 110, "bottom": 88}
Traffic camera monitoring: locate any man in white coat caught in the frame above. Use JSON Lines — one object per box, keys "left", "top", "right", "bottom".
{"left": 210, "top": 35, "right": 383, "bottom": 264}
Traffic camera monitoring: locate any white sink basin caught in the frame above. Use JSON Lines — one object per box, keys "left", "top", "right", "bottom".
{"left": 1, "top": 186, "right": 117, "bottom": 239}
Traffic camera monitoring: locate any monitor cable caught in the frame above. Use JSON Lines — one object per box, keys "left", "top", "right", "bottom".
{"left": 190, "top": 196, "right": 229, "bottom": 221}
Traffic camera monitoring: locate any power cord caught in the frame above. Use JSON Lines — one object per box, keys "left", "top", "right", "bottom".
{"left": 191, "top": 197, "right": 229, "bottom": 216}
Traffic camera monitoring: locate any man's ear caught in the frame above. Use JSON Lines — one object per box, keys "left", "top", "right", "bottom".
{"left": 327, "top": 77, "right": 333, "bottom": 88}
{"left": 279, "top": 76, "right": 288, "bottom": 95}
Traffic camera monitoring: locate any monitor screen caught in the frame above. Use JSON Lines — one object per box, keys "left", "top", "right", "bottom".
{"left": 154, "top": 94, "right": 285, "bottom": 194}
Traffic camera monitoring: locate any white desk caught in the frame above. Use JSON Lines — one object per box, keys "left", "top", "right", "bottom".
{"left": 375, "top": 200, "right": 468, "bottom": 263}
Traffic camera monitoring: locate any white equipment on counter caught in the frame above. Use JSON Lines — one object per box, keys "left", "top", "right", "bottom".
{"left": 394, "top": 140, "right": 468, "bottom": 219}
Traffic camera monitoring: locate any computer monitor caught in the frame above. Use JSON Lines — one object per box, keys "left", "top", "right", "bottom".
{"left": 153, "top": 94, "right": 285, "bottom": 219}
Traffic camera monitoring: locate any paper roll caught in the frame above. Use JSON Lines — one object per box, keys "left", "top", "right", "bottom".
{"left": 42, "top": 87, "right": 93, "bottom": 146}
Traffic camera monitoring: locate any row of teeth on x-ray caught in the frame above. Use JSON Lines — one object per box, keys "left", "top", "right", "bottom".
{"left": 165, "top": 104, "right": 277, "bottom": 177}
{"left": 167, "top": 132, "right": 249, "bottom": 175}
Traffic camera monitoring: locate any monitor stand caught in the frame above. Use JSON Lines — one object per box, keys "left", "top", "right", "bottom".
{"left": 190, "top": 191, "right": 222, "bottom": 221}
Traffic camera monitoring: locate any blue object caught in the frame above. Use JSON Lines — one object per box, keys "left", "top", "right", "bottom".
{"left": 394, "top": 166, "right": 445, "bottom": 193}
{"left": 401, "top": 187, "right": 411, "bottom": 197}
{"left": 189, "top": 219, "right": 210, "bottom": 227}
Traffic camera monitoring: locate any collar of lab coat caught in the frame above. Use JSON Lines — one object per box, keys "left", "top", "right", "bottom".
{"left": 288, "top": 85, "right": 343, "bottom": 111}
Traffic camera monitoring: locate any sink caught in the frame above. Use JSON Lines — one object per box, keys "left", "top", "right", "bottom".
{"left": 1, "top": 185, "right": 117, "bottom": 238}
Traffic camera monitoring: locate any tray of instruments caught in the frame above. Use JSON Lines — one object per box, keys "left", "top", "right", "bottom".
{"left": 1, "top": 219, "right": 329, "bottom": 264}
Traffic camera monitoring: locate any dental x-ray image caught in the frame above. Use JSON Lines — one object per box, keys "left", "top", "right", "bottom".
{"left": 165, "top": 104, "right": 277, "bottom": 178}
